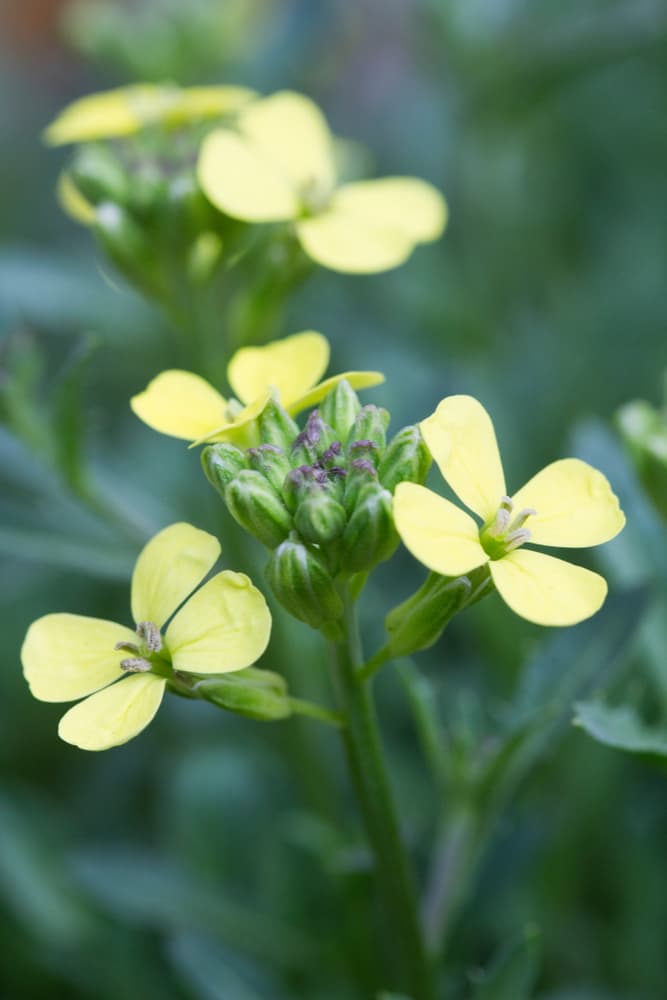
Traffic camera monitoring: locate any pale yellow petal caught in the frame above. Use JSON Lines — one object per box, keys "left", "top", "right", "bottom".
{"left": 131, "top": 523, "right": 221, "bottom": 629}
{"left": 189, "top": 391, "right": 271, "bottom": 448}
{"left": 130, "top": 370, "right": 228, "bottom": 442}
{"left": 296, "top": 212, "right": 414, "bottom": 274}
{"left": 198, "top": 129, "right": 299, "bottom": 222}
{"left": 239, "top": 90, "right": 335, "bottom": 193}
{"left": 394, "top": 483, "right": 488, "bottom": 577}
{"left": 333, "top": 178, "right": 447, "bottom": 243}
{"left": 511, "top": 458, "right": 626, "bottom": 548}
{"left": 57, "top": 172, "right": 96, "bottom": 225}
{"left": 58, "top": 674, "right": 166, "bottom": 751}
{"left": 44, "top": 85, "right": 168, "bottom": 145}
{"left": 420, "top": 395, "right": 506, "bottom": 521}
{"left": 166, "top": 571, "right": 272, "bottom": 674}
{"left": 161, "top": 86, "right": 256, "bottom": 126}
{"left": 21, "top": 614, "right": 134, "bottom": 703}
{"left": 288, "top": 371, "right": 385, "bottom": 415}
{"left": 490, "top": 550, "right": 608, "bottom": 627}
{"left": 227, "top": 331, "right": 329, "bottom": 406}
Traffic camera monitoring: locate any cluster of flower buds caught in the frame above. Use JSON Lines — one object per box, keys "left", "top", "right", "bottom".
{"left": 202, "top": 380, "right": 431, "bottom": 631}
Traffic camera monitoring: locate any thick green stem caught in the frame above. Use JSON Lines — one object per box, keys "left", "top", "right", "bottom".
{"left": 329, "top": 589, "right": 435, "bottom": 1000}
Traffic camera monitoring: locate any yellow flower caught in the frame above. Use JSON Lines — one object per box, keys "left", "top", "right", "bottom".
{"left": 130, "top": 330, "right": 384, "bottom": 446}
{"left": 394, "top": 396, "right": 626, "bottom": 627}
{"left": 21, "top": 523, "right": 271, "bottom": 750}
{"left": 44, "top": 83, "right": 257, "bottom": 146}
{"left": 197, "top": 90, "right": 447, "bottom": 274}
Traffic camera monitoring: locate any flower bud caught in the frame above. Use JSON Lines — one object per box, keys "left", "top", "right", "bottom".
{"left": 257, "top": 397, "right": 300, "bottom": 450}
{"left": 225, "top": 470, "right": 292, "bottom": 549}
{"left": 94, "top": 202, "right": 164, "bottom": 296}
{"left": 385, "top": 572, "right": 473, "bottom": 657}
{"left": 295, "top": 489, "right": 347, "bottom": 545}
{"left": 318, "top": 379, "right": 361, "bottom": 441}
{"left": 340, "top": 482, "right": 398, "bottom": 572}
{"left": 246, "top": 444, "right": 292, "bottom": 495}
{"left": 195, "top": 668, "right": 291, "bottom": 721}
{"left": 348, "top": 405, "right": 390, "bottom": 455}
{"left": 290, "top": 410, "right": 337, "bottom": 466}
{"left": 378, "top": 425, "right": 431, "bottom": 492}
{"left": 69, "top": 146, "right": 130, "bottom": 206}
{"left": 348, "top": 439, "right": 380, "bottom": 467}
{"left": 343, "top": 458, "right": 378, "bottom": 514}
{"left": 266, "top": 537, "right": 343, "bottom": 629}
{"left": 201, "top": 443, "right": 247, "bottom": 497}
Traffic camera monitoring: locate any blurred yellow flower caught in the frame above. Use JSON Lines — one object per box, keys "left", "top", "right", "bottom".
{"left": 197, "top": 90, "right": 447, "bottom": 274}
{"left": 394, "top": 395, "right": 626, "bottom": 626}
{"left": 21, "top": 523, "right": 271, "bottom": 750}
{"left": 44, "top": 83, "right": 257, "bottom": 145}
{"left": 130, "top": 330, "right": 384, "bottom": 446}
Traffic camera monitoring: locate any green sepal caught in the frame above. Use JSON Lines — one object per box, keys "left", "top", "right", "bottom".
{"left": 378, "top": 425, "right": 431, "bottom": 492}
{"left": 347, "top": 404, "right": 390, "bottom": 456}
{"left": 295, "top": 490, "right": 347, "bottom": 544}
{"left": 246, "top": 443, "right": 292, "bottom": 496}
{"left": 343, "top": 458, "right": 378, "bottom": 514}
{"left": 201, "top": 442, "right": 247, "bottom": 497}
{"left": 225, "top": 469, "right": 293, "bottom": 548}
{"left": 266, "top": 536, "right": 343, "bottom": 629}
{"left": 257, "top": 397, "right": 300, "bottom": 450}
{"left": 318, "top": 379, "right": 361, "bottom": 441}
{"left": 385, "top": 572, "right": 474, "bottom": 657}
{"left": 195, "top": 667, "right": 291, "bottom": 721}
{"left": 340, "top": 482, "right": 398, "bottom": 573}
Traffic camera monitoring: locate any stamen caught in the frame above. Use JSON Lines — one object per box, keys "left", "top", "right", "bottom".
{"left": 120, "top": 656, "right": 152, "bottom": 673}
{"left": 136, "top": 621, "right": 162, "bottom": 653}
{"left": 487, "top": 496, "right": 514, "bottom": 538}
{"left": 509, "top": 507, "right": 537, "bottom": 532}
{"left": 115, "top": 641, "right": 140, "bottom": 654}
{"left": 504, "top": 528, "right": 532, "bottom": 551}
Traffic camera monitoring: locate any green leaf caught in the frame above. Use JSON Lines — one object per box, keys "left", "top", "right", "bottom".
{"left": 574, "top": 701, "right": 667, "bottom": 757}
{"left": 167, "top": 932, "right": 276, "bottom": 1000}
{"left": 470, "top": 924, "right": 541, "bottom": 1000}
{"left": 53, "top": 333, "right": 100, "bottom": 493}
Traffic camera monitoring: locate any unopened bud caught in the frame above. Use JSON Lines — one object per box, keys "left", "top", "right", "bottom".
{"left": 385, "top": 572, "right": 473, "bottom": 657}
{"left": 69, "top": 146, "right": 130, "bottom": 206}
{"left": 195, "top": 667, "right": 291, "bottom": 721}
{"left": 378, "top": 425, "right": 431, "bottom": 492}
{"left": 202, "top": 443, "right": 247, "bottom": 497}
{"left": 266, "top": 537, "right": 343, "bottom": 629}
{"left": 225, "top": 470, "right": 292, "bottom": 548}
{"left": 246, "top": 443, "right": 291, "bottom": 495}
{"left": 318, "top": 379, "right": 361, "bottom": 441}
{"left": 340, "top": 482, "right": 398, "bottom": 572}
{"left": 348, "top": 439, "right": 380, "bottom": 466}
{"left": 290, "top": 410, "right": 336, "bottom": 466}
{"left": 295, "top": 489, "right": 347, "bottom": 544}
{"left": 257, "top": 397, "right": 300, "bottom": 450}
{"left": 343, "top": 458, "right": 378, "bottom": 514}
{"left": 94, "top": 202, "right": 164, "bottom": 296}
{"left": 348, "top": 405, "right": 390, "bottom": 455}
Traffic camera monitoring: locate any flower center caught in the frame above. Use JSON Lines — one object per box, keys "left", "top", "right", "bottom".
{"left": 115, "top": 620, "right": 165, "bottom": 673}
{"left": 299, "top": 176, "right": 332, "bottom": 216}
{"left": 479, "top": 496, "right": 537, "bottom": 560}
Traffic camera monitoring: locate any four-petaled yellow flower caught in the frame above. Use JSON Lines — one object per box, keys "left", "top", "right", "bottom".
{"left": 44, "top": 83, "right": 257, "bottom": 145}
{"left": 198, "top": 90, "right": 447, "bottom": 274}
{"left": 394, "top": 396, "right": 626, "bottom": 626}
{"left": 130, "top": 330, "right": 384, "bottom": 446}
{"left": 21, "top": 523, "right": 271, "bottom": 750}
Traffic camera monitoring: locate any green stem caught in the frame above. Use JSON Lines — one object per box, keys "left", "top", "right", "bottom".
{"left": 287, "top": 697, "right": 343, "bottom": 727}
{"left": 328, "top": 587, "right": 435, "bottom": 1000}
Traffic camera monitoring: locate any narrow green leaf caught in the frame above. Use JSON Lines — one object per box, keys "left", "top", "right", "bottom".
{"left": 574, "top": 700, "right": 667, "bottom": 757}
{"left": 470, "top": 924, "right": 541, "bottom": 1000}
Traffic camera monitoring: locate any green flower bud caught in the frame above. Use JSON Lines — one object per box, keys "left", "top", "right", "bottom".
{"left": 127, "top": 161, "right": 168, "bottom": 218}
{"left": 295, "top": 489, "right": 347, "bottom": 544}
{"left": 195, "top": 668, "right": 291, "bottom": 721}
{"left": 378, "top": 425, "right": 431, "bottom": 492}
{"left": 94, "top": 202, "right": 165, "bottom": 296}
{"left": 290, "top": 410, "right": 337, "bottom": 466}
{"left": 343, "top": 458, "right": 378, "bottom": 514}
{"left": 348, "top": 405, "right": 390, "bottom": 455}
{"left": 225, "top": 470, "right": 292, "bottom": 549}
{"left": 187, "top": 231, "right": 223, "bottom": 284}
{"left": 385, "top": 572, "right": 473, "bottom": 657}
{"left": 340, "top": 482, "right": 398, "bottom": 572}
{"left": 348, "top": 438, "right": 380, "bottom": 467}
{"left": 318, "top": 379, "right": 361, "bottom": 441}
{"left": 257, "top": 397, "right": 300, "bottom": 450}
{"left": 201, "top": 443, "right": 247, "bottom": 497}
{"left": 69, "top": 146, "right": 130, "bottom": 206}
{"left": 246, "top": 444, "right": 292, "bottom": 495}
{"left": 266, "top": 537, "right": 343, "bottom": 629}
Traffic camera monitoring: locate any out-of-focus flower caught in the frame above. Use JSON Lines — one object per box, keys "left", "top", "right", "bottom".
{"left": 394, "top": 395, "right": 625, "bottom": 626}
{"left": 21, "top": 523, "right": 271, "bottom": 750}
{"left": 198, "top": 90, "right": 447, "bottom": 274}
{"left": 44, "top": 83, "right": 256, "bottom": 145}
{"left": 130, "top": 330, "right": 384, "bottom": 445}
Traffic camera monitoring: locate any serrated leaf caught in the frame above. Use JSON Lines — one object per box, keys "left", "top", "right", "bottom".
{"left": 574, "top": 700, "right": 667, "bottom": 757}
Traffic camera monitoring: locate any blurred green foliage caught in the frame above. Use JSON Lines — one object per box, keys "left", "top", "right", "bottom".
{"left": 2, "top": 0, "right": 667, "bottom": 997}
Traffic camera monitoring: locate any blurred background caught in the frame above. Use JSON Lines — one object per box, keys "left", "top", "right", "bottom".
{"left": 1, "top": 1, "right": 667, "bottom": 997}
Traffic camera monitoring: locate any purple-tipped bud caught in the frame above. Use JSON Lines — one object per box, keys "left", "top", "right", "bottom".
{"left": 247, "top": 443, "right": 292, "bottom": 494}
{"left": 343, "top": 458, "right": 378, "bottom": 514}
{"left": 348, "top": 405, "right": 390, "bottom": 455}
{"left": 291, "top": 410, "right": 336, "bottom": 466}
